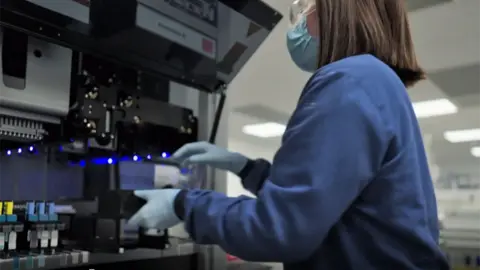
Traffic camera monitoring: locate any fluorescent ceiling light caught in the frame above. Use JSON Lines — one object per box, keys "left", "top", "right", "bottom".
{"left": 412, "top": 98, "right": 457, "bottom": 118}
{"left": 444, "top": 128, "right": 480, "bottom": 143}
{"left": 471, "top": 147, "right": 480, "bottom": 158}
{"left": 242, "top": 122, "right": 286, "bottom": 138}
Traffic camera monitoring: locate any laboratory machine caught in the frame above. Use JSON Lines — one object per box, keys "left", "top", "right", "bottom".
{"left": 0, "top": 0, "right": 283, "bottom": 269}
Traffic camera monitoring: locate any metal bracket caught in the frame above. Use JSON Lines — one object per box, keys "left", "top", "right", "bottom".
{"left": 208, "top": 84, "right": 228, "bottom": 144}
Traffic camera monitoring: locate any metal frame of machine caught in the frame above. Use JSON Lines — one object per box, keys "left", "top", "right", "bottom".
{"left": 0, "top": 1, "right": 282, "bottom": 269}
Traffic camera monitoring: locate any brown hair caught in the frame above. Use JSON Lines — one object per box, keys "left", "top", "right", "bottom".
{"left": 314, "top": 0, "right": 426, "bottom": 87}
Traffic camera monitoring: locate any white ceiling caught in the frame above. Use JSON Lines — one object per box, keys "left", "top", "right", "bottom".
{"left": 226, "top": 0, "right": 480, "bottom": 170}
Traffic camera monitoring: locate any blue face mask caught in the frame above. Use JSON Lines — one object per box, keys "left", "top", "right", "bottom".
{"left": 286, "top": 16, "right": 319, "bottom": 73}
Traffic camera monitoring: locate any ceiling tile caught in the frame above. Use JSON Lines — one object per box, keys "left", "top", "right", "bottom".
{"left": 406, "top": 0, "right": 452, "bottom": 12}
{"left": 407, "top": 79, "right": 445, "bottom": 102}
{"left": 429, "top": 63, "right": 480, "bottom": 107}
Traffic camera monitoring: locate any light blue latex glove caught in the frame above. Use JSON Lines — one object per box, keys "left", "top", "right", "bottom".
{"left": 128, "top": 189, "right": 182, "bottom": 230}
{"left": 172, "top": 141, "right": 248, "bottom": 174}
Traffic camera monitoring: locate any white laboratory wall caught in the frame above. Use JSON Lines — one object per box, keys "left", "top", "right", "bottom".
{"left": 226, "top": 139, "right": 277, "bottom": 197}
{"left": 424, "top": 133, "right": 480, "bottom": 220}
{"left": 435, "top": 164, "right": 480, "bottom": 220}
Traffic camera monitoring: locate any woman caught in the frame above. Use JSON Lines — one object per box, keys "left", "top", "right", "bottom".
{"left": 129, "top": 0, "right": 450, "bottom": 269}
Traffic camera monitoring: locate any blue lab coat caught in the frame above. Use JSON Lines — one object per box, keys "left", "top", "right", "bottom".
{"left": 174, "top": 54, "right": 450, "bottom": 269}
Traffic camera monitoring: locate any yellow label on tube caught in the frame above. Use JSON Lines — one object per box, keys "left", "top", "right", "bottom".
{"left": 0, "top": 202, "right": 3, "bottom": 215}
{"left": 5, "top": 201, "right": 13, "bottom": 215}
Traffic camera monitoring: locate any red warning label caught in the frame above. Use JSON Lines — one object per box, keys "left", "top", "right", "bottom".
{"left": 202, "top": 38, "right": 214, "bottom": 54}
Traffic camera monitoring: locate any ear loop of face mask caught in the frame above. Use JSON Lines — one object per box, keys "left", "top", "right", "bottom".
{"left": 290, "top": 4, "right": 317, "bottom": 34}
{"left": 303, "top": 8, "right": 317, "bottom": 37}
{"left": 289, "top": 0, "right": 313, "bottom": 26}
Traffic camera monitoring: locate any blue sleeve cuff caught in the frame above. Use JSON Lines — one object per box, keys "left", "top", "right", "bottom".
{"left": 173, "top": 189, "right": 188, "bottom": 220}
{"left": 181, "top": 189, "right": 211, "bottom": 242}
{"left": 238, "top": 159, "right": 271, "bottom": 195}
{"left": 237, "top": 159, "right": 256, "bottom": 179}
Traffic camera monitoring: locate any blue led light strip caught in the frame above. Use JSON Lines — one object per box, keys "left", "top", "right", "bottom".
{"left": 1, "top": 145, "right": 171, "bottom": 166}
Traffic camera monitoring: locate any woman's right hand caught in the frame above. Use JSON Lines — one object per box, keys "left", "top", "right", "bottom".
{"left": 171, "top": 141, "right": 248, "bottom": 174}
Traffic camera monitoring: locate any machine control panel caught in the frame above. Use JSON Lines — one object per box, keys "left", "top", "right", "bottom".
{"left": 164, "top": 0, "right": 218, "bottom": 26}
